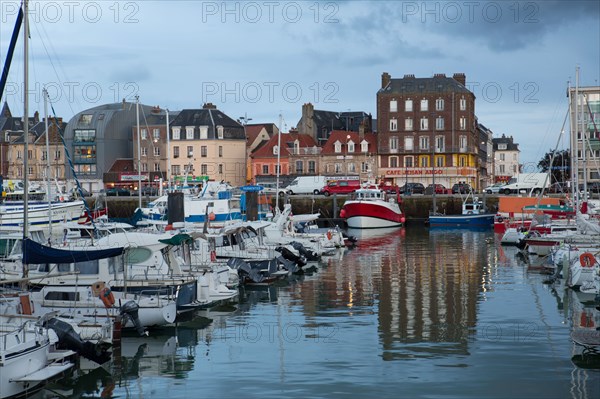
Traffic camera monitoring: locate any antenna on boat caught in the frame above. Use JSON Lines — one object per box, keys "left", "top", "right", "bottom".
{"left": 275, "top": 113, "right": 283, "bottom": 212}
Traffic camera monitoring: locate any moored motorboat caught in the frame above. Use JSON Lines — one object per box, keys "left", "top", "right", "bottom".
{"left": 340, "top": 186, "right": 404, "bottom": 229}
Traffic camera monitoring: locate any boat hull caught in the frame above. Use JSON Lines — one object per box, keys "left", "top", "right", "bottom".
{"left": 342, "top": 201, "right": 403, "bottom": 229}
{"left": 0, "top": 201, "right": 85, "bottom": 230}
{"left": 429, "top": 213, "right": 495, "bottom": 227}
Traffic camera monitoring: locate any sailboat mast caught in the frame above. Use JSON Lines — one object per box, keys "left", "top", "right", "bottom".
{"left": 44, "top": 88, "right": 53, "bottom": 237}
{"left": 275, "top": 113, "right": 282, "bottom": 211}
{"left": 574, "top": 67, "right": 580, "bottom": 205}
{"left": 23, "top": 0, "right": 29, "bottom": 243}
{"left": 136, "top": 96, "right": 142, "bottom": 209}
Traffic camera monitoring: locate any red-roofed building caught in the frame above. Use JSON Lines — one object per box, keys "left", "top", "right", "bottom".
{"left": 320, "top": 128, "right": 377, "bottom": 181}
{"left": 250, "top": 130, "right": 319, "bottom": 180}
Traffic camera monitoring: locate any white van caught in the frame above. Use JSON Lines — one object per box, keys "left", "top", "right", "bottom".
{"left": 284, "top": 176, "right": 328, "bottom": 196}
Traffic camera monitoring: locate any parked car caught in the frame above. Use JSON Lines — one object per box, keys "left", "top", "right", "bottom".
{"left": 321, "top": 180, "right": 360, "bottom": 196}
{"left": 104, "top": 187, "right": 131, "bottom": 196}
{"left": 579, "top": 182, "right": 600, "bottom": 195}
{"left": 451, "top": 182, "right": 472, "bottom": 194}
{"left": 426, "top": 183, "right": 446, "bottom": 195}
{"left": 257, "top": 182, "right": 287, "bottom": 196}
{"left": 378, "top": 182, "right": 400, "bottom": 194}
{"left": 485, "top": 183, "right": 505, "bottom": 194}
{"left": 398, "top": 182, "right": 425, "bottom": 195}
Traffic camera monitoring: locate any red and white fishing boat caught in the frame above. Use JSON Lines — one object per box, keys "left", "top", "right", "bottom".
{"left": 339, "top": 185, "right": 405, "bottom": 229}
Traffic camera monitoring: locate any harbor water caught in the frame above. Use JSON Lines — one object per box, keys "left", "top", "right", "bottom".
{"left": 38, "top": 226, "right": 599, "bottom": 398}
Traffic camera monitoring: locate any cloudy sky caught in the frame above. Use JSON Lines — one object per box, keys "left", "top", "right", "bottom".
{"left": 1, "top": 0, "right": 599, "bottom": 166}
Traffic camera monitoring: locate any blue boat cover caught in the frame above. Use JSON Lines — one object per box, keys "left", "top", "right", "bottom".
{"left": 23, "top": 238, "right": 125, "bottom": 264}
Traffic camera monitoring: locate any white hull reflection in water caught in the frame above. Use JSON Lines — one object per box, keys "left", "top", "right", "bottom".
{"left": 33, "top": 226, "right": 599, "bottom": 399}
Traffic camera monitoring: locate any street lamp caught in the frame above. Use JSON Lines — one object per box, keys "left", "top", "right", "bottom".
{"left": 239, "top": 113, "right": 252, "bottom": 184}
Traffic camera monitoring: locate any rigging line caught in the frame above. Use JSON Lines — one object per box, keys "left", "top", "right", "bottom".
{"left": 30, "top": 18, "right": 78, "bottom": 116}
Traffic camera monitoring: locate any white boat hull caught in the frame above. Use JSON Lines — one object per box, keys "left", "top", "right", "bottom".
{"left": 346, "top": 215, "right": 403, "bottom": 229}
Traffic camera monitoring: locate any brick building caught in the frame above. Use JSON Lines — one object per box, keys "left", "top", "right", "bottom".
{"left": 377, "top": 72, "right": 480, "bottom": 189}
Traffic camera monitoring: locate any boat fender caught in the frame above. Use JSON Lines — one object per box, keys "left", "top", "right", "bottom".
{"left": 579, "top": 252, "right": 596, "bottom": 267}
{"left": 210, "top": 250, "right": 217, "bottom": 262}
{"left": 497, "top": 216, "right": 504, "bottom": 223}
{"left": 99, "top": 287, "right": 115, "bottom": 308}
{"left": 327, "top": 231, "right": 332, "bottom": 240}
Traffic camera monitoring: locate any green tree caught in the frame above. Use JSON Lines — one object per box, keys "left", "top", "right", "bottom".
{"left": 537, "top": 149, "right": 570, "bottom": 183}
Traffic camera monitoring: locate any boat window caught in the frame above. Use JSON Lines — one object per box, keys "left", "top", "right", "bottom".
{"left": 75, "top": 260, "right": 99, "bottom": 275}
{"left": 44, "top": 291, "right": 79, "bottom": 301}
{"left": 57, "top": 263, "right": 71, "bottom": 272}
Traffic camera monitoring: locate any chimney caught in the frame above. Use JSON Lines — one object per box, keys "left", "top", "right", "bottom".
{"left": 403, "top": 74, "right": 415, "bottom": 79}
{"left": 122, "top": 98, "right": 126, "bottom": 109}
{"left": 433, "top": 73, "right": 446, "bottom": 78}
{"left": 453, "top": 73, "right": 466, "bottom": 86}
{"left": 151, "top": 106, "right": 161, "bottom": 114}
{"left": 358, "top": 122, "right": 365, "bottom": 140}
{"left": 381, "top": 72, "right": 391, "bottom": 89}
{"left": 33, "top": 111, "right": 40, "bottom": 123}
{"left": 202, "top": 103, "right": 217, "bottom": 109}
{"left": 301, "top": 103, "right": 315, "bottom": 140}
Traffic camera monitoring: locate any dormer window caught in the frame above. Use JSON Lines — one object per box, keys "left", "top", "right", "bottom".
{"left": 334, "top": 141, "right": 342, "bottom": 153}
{"left": 347, "top": 140, "right": 355, "bottom": 153}
{"left": 217, "top": 125, "right": 224, "bottom": 139}
{"left": 172, "top": 127, "right": 181, "bottom": 140}
{"left": 186, "top": 127, "right": 194, "bottom": 139}
{"left": 199, "top": 126, "right": 208, "bottom": 139}
{"left": 273, "top": 145, "right": 279, "bottom": 155}
{"left": 361, "top": 140, "right": 368, "bottom": 152}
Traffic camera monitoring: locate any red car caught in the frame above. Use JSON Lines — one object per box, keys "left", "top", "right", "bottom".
{"left": 321, "top": 180, "right": 360, "bottom": 196}
{"left": 427, "top": 184, "right": 446, "bottom": 194}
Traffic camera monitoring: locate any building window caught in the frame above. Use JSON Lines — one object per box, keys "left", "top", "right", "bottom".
{"left": 459, "top": 135, "right": 467, "bottom": 152}
{"left": 142, "top": 163, "right": 148, "bottom": 172}
{"left": 419, "top": 136, "right": 429, "bottom": 150}
{"left": 436, "top": 98, "right": 444, "bottom": 111}
{"left": 361, "top": 162, "right": 369, "bottom": 173}
{"left": 420, "top": 117, "right": 429, "bottom": 131}
{"left": 435, "top": 136, "right": 445, "bottom": 152}
{"left": 41, "top": 151, "right": 47, "bottom": 161}
{"left": 420, "top": 156, "right": 429, "bottom": 167}
{"left": 405, "top": 99, "right": 413, "bottom": 112}
{"left": 217, "top": 126, "right": 224, "bottom": 139}
{"left": 141, "top": 147, "right": 148, "bottom": 157}
{"left": 404, "top": 156, "right": 413, "bottom": 168}
{"left": 390, "top": 156, "right": 399, "bottom": 168}
{"left": 199, "top": 126, "right": 208, "bottom": 139}
{"left": 390, "top": 99, "right": 398, "bottom": 113}
{"left": 334, "top": 142, "right": 342, "bottom": 153}
{"left": 459, "top": 117, "right": 467, "bottom": 130}
{"left": 173, "top": 146, "right": 180, "bottom": 158}
{"left": 348, "top": 141, "right": 355, "bottom": 153}
{"left": 308, "top": 160, "right": 316, "bottom": 173}
{"left": 187, "top": 146, "right": 193, "bottom": 158}
{"left": 153, "top": 147, "right": 160, "bottom": 156}
{"left": 361, "top": 141, "right": 368, "bottom": 152}
{"left": 500, "top": 153, "right": 505, "bottom": 161}
{"left": 436, "top": 156, "right": 444, "bottom": 167}
{"left": 219, "top": 146, "right": 223, "bottom": 157}
{"left": 54, "top": 150, "right": 61, "bottom": 160}
{"left": 201, "top": 164, "right": 208, "bottom": 175}
{"left": 498, "top": 143, "right": 507, "bottom": 150}
{"left": 390, "top": 118, "right": 398, "bottom": 132}
{"left": 405, "top": 118, "right": 413, "bottom": 131}
{"left": 404, "top": 136, "right": 414, "bottom": 151}
{"left": 262, "top": 165, "right": 269, "bottom": 174}
{"left": 153, "top": 128, "right": 160, "bottom": 140}
{"left": 141, "top": 129, "right": 147, "bottom": 140}
{"left": 186, "top": 127, "right": 194, "bottom": 139}
{"left": 420, "top": 99, "right": 428, "bottom": 111}
{"left": 172, "top": 165, "right": 180, "bottom": 175}
{"left": 513, "top": 153, "right": 517, "bottom": 161}
{"left": 201, "top": 146, "right": 207, "bottom": 157}
{"left": 460, "top": 97, "right": 467, "bottom": 111}
{"left": 436, "top": 117, "right": 444, "bottom": 130}
{"left": 28, "top": 166, "right": 34, "bottom": 175}
{"left": 275, "top": 164, "right": 281, "bottom": 174}
{"left": 273, "top": 145, "right": 279, "bottom": 155}
{"left": 335, "top": 163, "right": 342, "bottom": 173}
{"left": 500, "top": 164, "right": 505, "bottom": 174}
{"left": 296, "top": 160, "right": 304, "bottom": 174}
{"left": 459, "top": 156, "right": 467, "bottom": 167}
{"left": 218, "top": 164, "right": 223, "bottom": 174}
{"left": 28, "top": 150, "right": 33, "bottom": 159}
{"left": 154, "top": 163, "right": 160, "bottom": 172}
{"left": 348, "top": 163, "right": 356, "bottom": 173}
{"left": 172, "top": 127, "right": 181, "bottom": 140}
{"left": 389, "top": 137, "right": 399, "bottom": 152}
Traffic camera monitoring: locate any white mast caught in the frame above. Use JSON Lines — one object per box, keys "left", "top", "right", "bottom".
{"left": 136, "top": 96, "right": 142, "bottom": 209}
{"left": 275, "top": 113, "right": 282, "bottom": 211}
{"left": 165, "top": 108, "right": 170, "bottom": 192}
{"left": 23, "top": 0, "right": 29, "bottom": 246}
{"left": 43, "top": 88, "right": 52, "bottom": 237}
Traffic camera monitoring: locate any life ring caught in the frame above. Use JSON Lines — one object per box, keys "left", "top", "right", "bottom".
{"left": 579, "top": 252, "right": 596, "bottom": 267}
{"left": 99, "top": 287, "right": 115, "bottom": 308}
{"left": 210, "top": 250, "right": 217, "bottom": 262}
{"left": 467, "top": 211, "right": 473, "bottom": 215}
{"left": 497, "top": 217, "right": 504, "bottom": 223}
